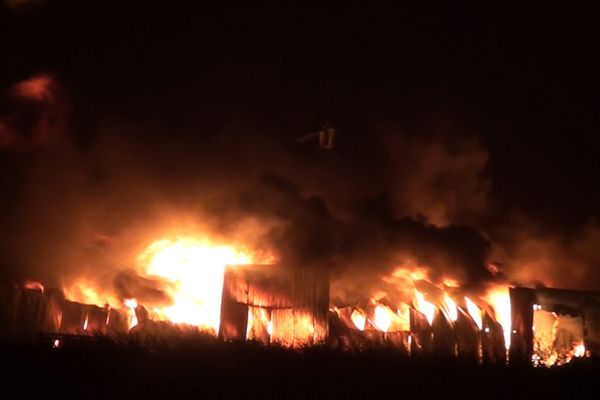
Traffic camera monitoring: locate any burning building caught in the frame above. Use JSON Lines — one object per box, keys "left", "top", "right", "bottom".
{"left": 0, "top": 284, "right": 128, "bottom": 339}
{"left": 0, "top": 234, "right": 597, "bottom": 368}
{"left": 219, "top": 264, "right": 329, "bottom": 346}
{"left": 2, "top": 260, "right": 596, "bottom": 368}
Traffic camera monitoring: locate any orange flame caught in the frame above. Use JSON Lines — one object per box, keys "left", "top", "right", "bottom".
{"left": 63, "top": 281, "right": 118, "bottom": 309}
{"left": 138, "top": 237, "right": 253, "bottom": 333}
{"left": 443, "top": 295, "right": 458, "bottom": 322}
{"left": 487, "top": 287, "right": 511, "bottom": 349}
{"left": 124, "top": 298, "right": 138, "bottom": 329}
{"left": 574, "top": 343, "right": 586, "bottom": 358}
{"left": 373, "top": 304, "right": 393, "bottom": 332}
{"left": 246, "top": 307, "right": 272, "bottom": 341}
{"left": 267, "top": 319, "right": 273, "bottom": 337}
{"left": 414, "top": 291, "right": 435, "bottom": 325}
{"left": 351, "top": 309, "right": 366, "bottom": 331}
{"left": 465, "top": 297, "right": 482, "bottom": 330}
{"left": 396, "top": 304, "right": 411, "bottom": 331}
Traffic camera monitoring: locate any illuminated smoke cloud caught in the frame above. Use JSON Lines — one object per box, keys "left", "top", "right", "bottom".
{"left": 0, "top": 73, "right": 68, "bottom": 148}
{"left": 492, "top": 218, "right": 600, "bottom": 291}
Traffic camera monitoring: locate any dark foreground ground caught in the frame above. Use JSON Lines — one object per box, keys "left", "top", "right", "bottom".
{"left": 2, "top": 333, "right": 599, "bottom": 399}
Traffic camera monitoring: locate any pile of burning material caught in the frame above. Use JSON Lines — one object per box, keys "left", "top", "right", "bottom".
{"left": 219, "top": 264, "right": 329, "bottom": 347}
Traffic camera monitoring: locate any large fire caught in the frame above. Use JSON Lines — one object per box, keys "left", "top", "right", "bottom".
{"left": 62, "top": 236, "right": 263, "bottom": 334}
{"left": 137, "top": 237, "right": 253, "bottom": 333}
{"left": 5, "top": 235, "right": 593, "bottom": 367}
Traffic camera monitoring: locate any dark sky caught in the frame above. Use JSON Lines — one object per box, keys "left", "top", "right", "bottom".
{"left": 1, "top": 1, "right": 599, "bottom": 292}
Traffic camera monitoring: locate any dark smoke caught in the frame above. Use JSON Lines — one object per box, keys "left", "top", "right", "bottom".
{"left": 0, "top": 71, "right": 597, "bottom": 306}
{"left": 228, "top": 174, "right": 493, "bottom": 304}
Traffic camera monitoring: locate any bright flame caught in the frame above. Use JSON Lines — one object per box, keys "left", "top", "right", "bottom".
{"left": 414, "top": 292, "right": 435, "bottom": 325}
{"left": 396, "top": 304, "right": 411, "bottom": 331}
{"left": 444, "top": 295, "right": 458, "bottom": 322}
{"left": 246, "top": 306, "right": 272, "bottom": 341}
{"left": 373, "top": 304, "right": 392, "bottom": 332}
{"left": 246, "top": 308, "right": 253, "bottom": 339}
{"left": 267, "top": 319, "right": 273, "bottom": 337}
{"left": 465, "top": 297, "right": 482, "bottom": 330}
{"left": 487, "top": 287, "right": 512, "bottom": 349}
{"left": 296, "top": 312, "right": 315, "bottom": 339}
{"left": 574, "top": 343, "right": 586, "bottom": 358}
{"left": 139, "top": 237, "right": 252, "bottom": 334}
{"left": 63, "top": 281, "right": 118, "bottom": 309}
{"left": 124, "top": 298, "right": 138, "bottom": 329}
{"left": 351, "top": 309, "right": 366, "bottom": 331}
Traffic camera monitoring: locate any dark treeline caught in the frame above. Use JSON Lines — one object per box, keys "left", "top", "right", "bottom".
{"left": 2, "top": 333, "right": 599, "bottom": 399}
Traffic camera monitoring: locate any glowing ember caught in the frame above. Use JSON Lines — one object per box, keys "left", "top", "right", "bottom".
{"left": 465, "top": 297, "right": 482, "bottom": 330}
{"left": 53, "top": 339, "right": 60, "bottom": 348}
{"left": 83, "top": 314, "right": 89, "bottom": 331}
{"left": 138, "top": 237, "right": 252, "bottom": 334}
{"left": 351, "top": 309, "right": 366, "bottom": 331}
{"left": 487, "top": 287, "right": 511, "bottom": 349}
{"left": 414, "top": 291, "right": 435, "bottom": 325}
{"left": 373, "top": 304, "right": 392, "bottom": 332}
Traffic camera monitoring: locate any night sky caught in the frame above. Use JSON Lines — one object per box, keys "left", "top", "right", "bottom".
{"left": 1, "top": 1, "right": 599, "bottom": 295}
